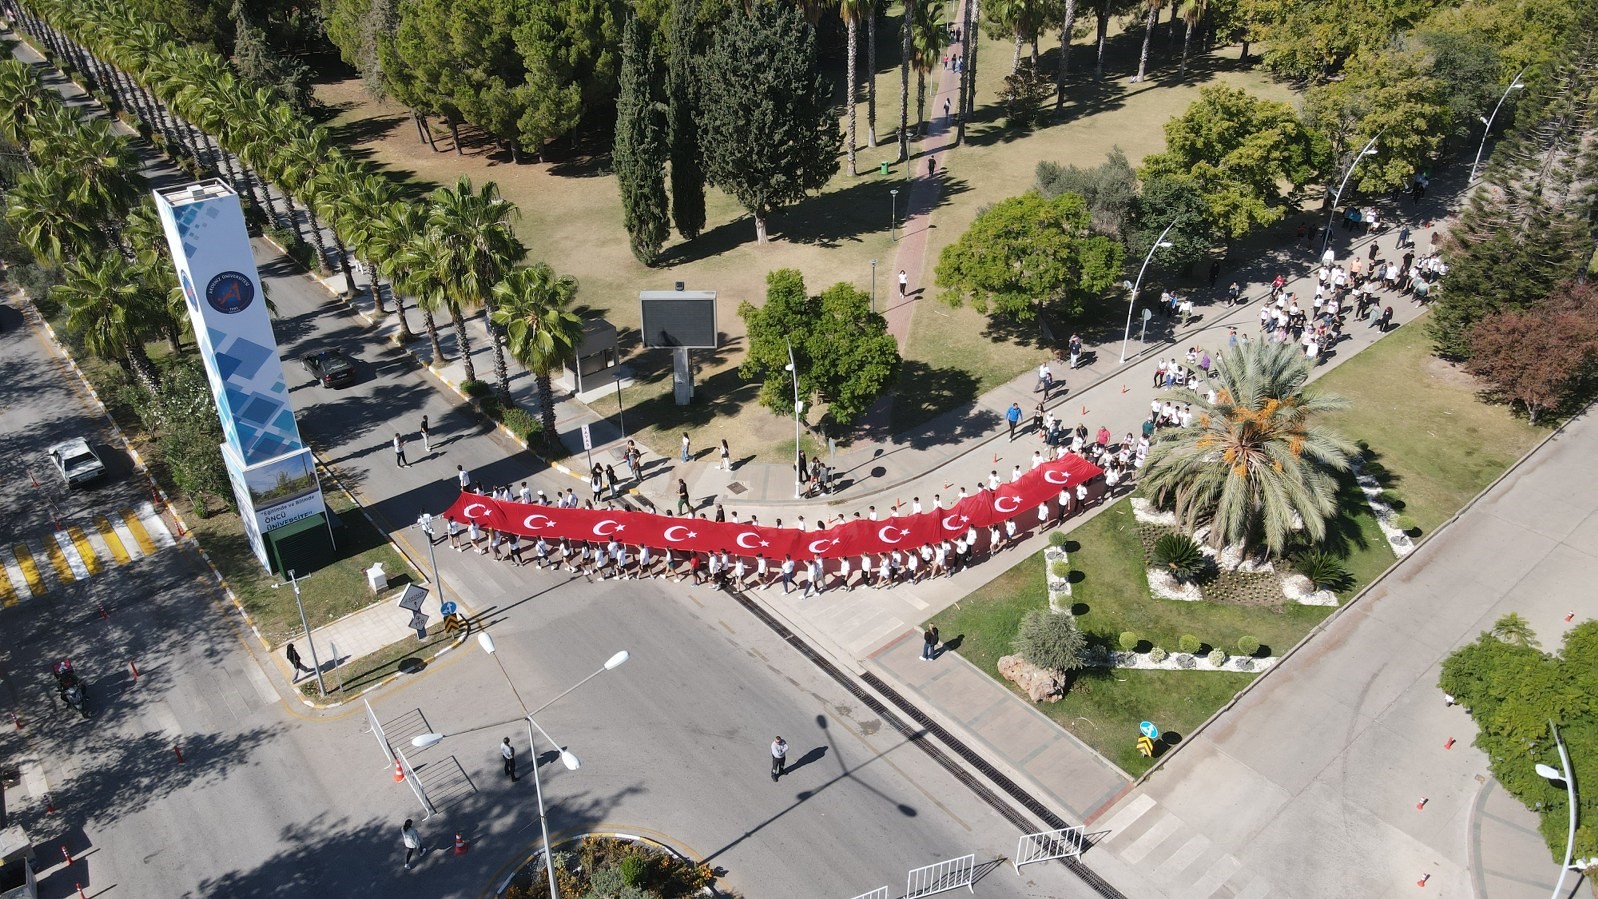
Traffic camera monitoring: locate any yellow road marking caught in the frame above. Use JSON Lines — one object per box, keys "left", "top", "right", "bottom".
{"left": 96, "top": 515, "right": 131, "bottom": 565}
{"left": 68, "top": 526, "right": 100, "bottom": 575}
{"left": 44, "top": 539, "right": 73, "bottom": 584}
{"left": 120, "top": 508, "right": 157, "bottom": 556}
{"left": 12, "top": 544, "right": 46, "bottom": 597}
{"left": 0, "top": 565, "right": 16, "bottom": 607}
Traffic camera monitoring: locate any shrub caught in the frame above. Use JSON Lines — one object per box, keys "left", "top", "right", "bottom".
{"left": 1148, "top": 645, "right": 1169, "bottom": 663}
{"left": 1207, "top": 648, "right": 1228, "bottom": 667}
{"left": 619, "top": 854, "right": 648, "bottom": 886}
{"left": 1119, "top": 631, "right": 1139, "bottom": 652}
{"left": 1049, "top": 531, "right": 1068, "bottom": 547}
{"left": 496, "top": 406, "right": 544, "bottom": 444}
{"left": 1011, "top": 610, "right": 1087, "bottom": 672}
{"left": 1294, "top": 549, "right": 1353, "bottom": 592}
{"left": 1237, "top": 635, "right": 1260, "bottom": 656}
{"left": 1152, "top": 533, "right": 1205, "bottom": 581}
{"left": 461, "top": 379, "right": 492, "bottom": 399}
{"left": 1178, "top": 634, "right": 1201, "bottom": 654}
{"left": 1176, "top": 653, "right": 1197, "bottom": 668}
{"left": 1050, "top": 560, "right": 1069, "bottom": 579}
{"left": 265, "top": 227, "right": 315, "bottom": 271}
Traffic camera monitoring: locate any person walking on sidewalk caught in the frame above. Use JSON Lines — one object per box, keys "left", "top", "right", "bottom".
{"left": 921, "top": 626, "right": 939, "bottom": 660}
{"left": 401, "top": 819, "right": 428, "bottom": 870}
{"left": 898, "top": 269, "right": 908, "bottom": 297}
{"left": 770, "top": 736, "right": 788, "bottom": 781}
{"left": 393, "top": 432, "right": 408, "bottom": 467}
{"left": 719, "top": 439, "right": 732, "bottom": 471}
{"left": 419, "top": 415, "right": 432, "bottom": 453}
{"left": 681, "top": 432, "right": 691, "bottom": 462}
{"left": 1068, "top": 334, "right": 1082, "bottom": 369}
{"left": 286, "top": 643, "right": 314, "bottom": 681}
{"left": 501, "top": 737, "right": 518, "bottom": 782}
{"left": 1006, "top": 403, "right": 1022, "bottom": 440}
{"left": 457, "top": 465, "right": 471, "bottom": 490}
{"left": 676, "top": 478, "right": 691, "bottom": 514}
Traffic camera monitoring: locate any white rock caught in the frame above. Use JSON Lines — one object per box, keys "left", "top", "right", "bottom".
{"left": 1148, "top": 568, "right": 1204, "bottom": 601}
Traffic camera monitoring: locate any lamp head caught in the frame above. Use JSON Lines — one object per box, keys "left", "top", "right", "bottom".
{"left": 1156, "top": 240, "right": 1174, "bottom": 248}
{"left": 1122, "top": 280, "right": 1134, "bottom": 291}
{"left": 604, "top": 650, "right": 630, "bottom": 670}
{"left": 413, "top": 733, "right": 445, "bottom": 749}
{"left": 1536, "top": 762, "right": 1566, "bottom": 781}
{"left": 559, "top": 750, "right": 581, "bottom": 771}
{"left": 478, "top": 632, "right": 497, "bottom": 655}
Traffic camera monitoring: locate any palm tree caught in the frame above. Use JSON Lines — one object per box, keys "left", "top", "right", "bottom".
{"left": 7, "top": 167, "right": 102, "bottom": 263}
{"left": 1133, "top": 0, "right": 1165, "bottom": 83}
{"left": 909, "top": 0, "right": 943, "bottom": 136}
{"left": 53, "top": 255, "right": 164, "bottom": 393}
{"left": 371, "top": 201, "right": 435, "bottom": 350}
{"left": 50, "top": 117, "right": 143, "bottom": 252}
{"left": 311, "top": 156, "right": 364, "bottom": 296}
{"left": 842, "top": 0, "right": 872, "bottom": 174}
{"left": 867, "top": 0, "right": 879, "bottom": 145}
{"left": 1138, "top": 339, "right": 1359, "bottom": 557}
{"left": 1489, "top": 613, "right": 1540, "bottom": 648}
{"left": 0, "top": 59, "right": 48, "bottom": 160}
{"left": 277, "top": 129, "right": 339, "bottom": 272}
{"left": 1054, "top": 0, "right": 1077, "bottom": 108}
{"left": 337, "top": 172, "right": 400, "bottom": 315}
{"left": 1177, "top": 0, "right": 1206, "bottom": 77}
{"left": 491, "top": 263, "right": 583, "bottom": 454}
{"left": 425, "top": 176, "right": 527, "bottom": 401}
{"left": 898, "top": 0, "right": 915, "bottom": 162}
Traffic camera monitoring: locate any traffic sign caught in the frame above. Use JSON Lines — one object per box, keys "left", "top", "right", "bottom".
{"left": 440, "top": 601, "right": 458, "bottom": 617}
{"left": 1139, "top": 720, "right": 1159, "bottom": 739}
{"left": 581, "top": 424, "right": 593, "bottom": 450}
{"left": 1137, "top": 736, "right": 1156, "bottom": 757}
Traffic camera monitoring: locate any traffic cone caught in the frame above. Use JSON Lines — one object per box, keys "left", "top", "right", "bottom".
{"left": 393, "top": 760, "right": 405, "bottom": 783}
{"left": 453, "top": 832, "right": 468, "bottom": 855}
{"left": 1415, "top": 797, "right": 1427, "bottom": 810}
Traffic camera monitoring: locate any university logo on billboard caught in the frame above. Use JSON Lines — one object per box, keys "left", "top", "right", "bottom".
{"left": 205, "top": 271, "right": 256, "bottom": 314}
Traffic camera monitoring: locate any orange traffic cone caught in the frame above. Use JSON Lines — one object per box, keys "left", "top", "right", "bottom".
{"left": 453, "top": 832, "right": 468, "bottom": 855}
{"left": 393, "top": 760, "right": 405, "bottom": 783}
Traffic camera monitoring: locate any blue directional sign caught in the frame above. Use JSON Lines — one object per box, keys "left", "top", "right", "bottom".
{"left": 1139, "top": 721, "right": 1159, "bottom": 739}
{"left": 440, "top": 601, "right": 458, "bottom": 617}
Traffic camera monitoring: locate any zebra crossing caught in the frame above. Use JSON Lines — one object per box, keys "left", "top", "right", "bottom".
{"left": 0, "top": 502, "right": 173, "bottom": 605}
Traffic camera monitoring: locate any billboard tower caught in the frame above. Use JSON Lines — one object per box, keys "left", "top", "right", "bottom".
{"left": 154, "top": 180, "right": 331, "bottom": 572}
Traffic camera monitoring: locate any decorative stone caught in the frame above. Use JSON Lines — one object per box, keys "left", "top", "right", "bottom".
{"left": 997, "top": 654, "right": 1065, "bottom": 703}
{"left": 1148, "top": 568, "right": 1203, "bottom": 601}
{"left": 1281, "top": 573, "right": 1338, "bottom": 606}
{"left": 1131, "top": 498, "right": 1177, "bottom": 525}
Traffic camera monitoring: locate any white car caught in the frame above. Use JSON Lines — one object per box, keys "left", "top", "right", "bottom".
{"left": 47, "top": 437, "right": 106, "bottom": 487}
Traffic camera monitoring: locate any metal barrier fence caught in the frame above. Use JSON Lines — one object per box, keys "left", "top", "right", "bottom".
{"left": 847, "top": 888, "right": 889, "bottom": 899}
{"left": 1015, "top": 825, "right": 1084, "bottom": 872}
{"left": 906, "top": 853, "right": 976, "bottom": 898}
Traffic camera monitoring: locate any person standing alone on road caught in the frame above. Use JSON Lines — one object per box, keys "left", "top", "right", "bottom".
{"left": 898, "top": 269, "right": 908, "bottom": 297}
{"left": 286, "top": 643, "right": 314, "bottom": 681}
{"left": 719, "top": 439, "right": 732, "bottom": 471}
{"left": 501, "top": 737, "right": 517, "bottom": 782}
{"left": 922, "top": 626, "right": 939, "bottom": 660}
{"left": 457, "top": 465, "right": 470, "bottom": 490}
{"left": 1006, "top": 403, "right": 1022, "bottom": 440}
{"left": 393, "top": 433, "right": 407, "bottom": 467}
{"left": 419, "top": 415, "right": 432, "bottom": 454}
{"left": 681, "top": 432, "right": 691, "bottom": 462}
{"left": 770, "top": 736, "right": 788, "bottom": 781}
{"left": 677, "top": 478, "right": 691, "bottom": 515}
{"left": 401, "top": 819, "right": 428, "bottom": 870}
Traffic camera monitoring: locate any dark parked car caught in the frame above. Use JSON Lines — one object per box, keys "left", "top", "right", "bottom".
{"left": 301, "top": 350, "right": 357, "bottom": 387}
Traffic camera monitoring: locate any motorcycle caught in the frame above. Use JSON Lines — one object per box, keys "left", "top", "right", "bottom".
{"left": 51, "top": 659, "right": 88, "bottom": 719}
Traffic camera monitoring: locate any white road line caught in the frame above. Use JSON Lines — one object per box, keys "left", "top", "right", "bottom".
{"left": 109, "top": 516, "right": 145, "bottom": 560}
{"left": 53, "top": 531, "right": 90, "bottom": 580}
{"left": 84, "top": 527, "right": 113, "bottom": 566}
{"left": 1118, "top": 814, "right": 1182, "bottom": 865}
{"left": 1156, "top": 833, "right": 1211, "bottom": 878}
{"left": 1099, "top": 793, "right": 1156, "bottom": 837}
{"left": 241, "top": 656, "right": 280, "bottom": 706}
{"left": 1, "top": 547, "right": 28, "bottom": 601}
{"left": 1193, "top": 855, "right": 1242, "bottom": 898}
{"left": 21, "top": 760, "right": 47, "bottom": 798}
{"left": 138, "top": 502, "right": 175, "bottom": 548}
{"left": 1232, "top": 876, "right": 1273, "bottom": 899}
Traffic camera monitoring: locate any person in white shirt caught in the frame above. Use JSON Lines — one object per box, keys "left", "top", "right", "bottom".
{"left": 1011, "top": 464, "right": 1023, "bottom": 483}
{"left": 1031, "top": 451, "right": 1044, "bottom": 470}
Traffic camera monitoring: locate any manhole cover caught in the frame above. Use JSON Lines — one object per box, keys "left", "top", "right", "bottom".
{"left": 725, "top": 482, "right": 747, "bottom": 495}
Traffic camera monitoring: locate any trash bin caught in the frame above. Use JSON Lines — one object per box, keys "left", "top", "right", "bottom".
{"left": 366, "top": 562, "right": 388, "bottom": 595}
{"left": 879, "top": 161, "right": 889, "bottom": 175}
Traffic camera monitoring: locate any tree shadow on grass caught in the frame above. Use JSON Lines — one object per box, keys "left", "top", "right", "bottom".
{"left": 884, "top": 360, "right": 981, "bottom": 435}
{"left": 323, "top": 112, "right": 408, "bottom": 151}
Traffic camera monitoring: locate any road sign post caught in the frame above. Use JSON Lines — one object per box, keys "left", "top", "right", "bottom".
{"left": 1140, "top": 307, "right": 1152, "bottom": 345}
{"left": 581, "top": 424, "right": 593, "bottom": 471}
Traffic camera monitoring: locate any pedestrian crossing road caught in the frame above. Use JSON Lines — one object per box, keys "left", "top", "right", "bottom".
{"left": 0, "top": 502, "right": 174, "bottom": 605}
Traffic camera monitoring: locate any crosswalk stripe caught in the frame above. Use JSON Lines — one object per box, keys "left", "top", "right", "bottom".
{"left": 107, "top": 514, "right": 144, "bottom": 561}
{"left": 54, "top": 532, "right": 90, "bottom": 581}
{"left": 137, "top": 503, "right": 174, "bottom": 548}
{"left": 68, "top": 526, "right": 101, "bottom": 575}
{"left": 121, "top": 508, "right": 158, "bottom": 556}
{"left": 12, "top": 544, "right": 46, "bottom": 597}
{"left": 0, "top": 558, "right": 16, "bottom": 607}
{"left": 43, "top": 538, "right": 73, "bottom": 585}
{"left": 95, "top": 515, "right": 130, "bottom": 565}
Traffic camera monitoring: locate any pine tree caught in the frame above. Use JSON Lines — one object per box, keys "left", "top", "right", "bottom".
{"left": 698, "top": 1, "right": 842, "bottom": 243}
{"left": 614, "top": 16, "right": 671, "bottom": 265}
{"left": 667, "top": 0, "right": 707, "bottom": 241}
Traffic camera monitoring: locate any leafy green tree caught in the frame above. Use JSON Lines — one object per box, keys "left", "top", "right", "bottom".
{"left": 614, "top": 16, "right": 670, "bottom": 265}
{"left": 1035, "top": 148, "right": 1138, "bottom": 236}
{"left": 147, "top": 361, "right": 232, "bottom": 513}
{"left": 1490, "top": 612, "right": 1541, "bottom": 648}
{"left": 737, "top": 268, "right": 900, "bottom": 429}
{"left": 1465, "top": 283, "right": 1598, "bottom": 425}
{"left": 697, "top": 1, "right": 841, "bottom": 243}
{"left": 1139, "top": 338, "right": 1358, "bottom": 556}
{"left": 1301, "top": 49, "right": 1452, "bottom": 195}
{"left": 1141, "top": 85, "right": 1318, "bottom": 238}
{"left": 1127, "top": 174, "right": 1212, "bottom": 270}
{"left": 53, "top": 255, "right": 164, "bottom": 393}
{"left": 231, "top": 7, "right": 311, "bottom": 111}
{"left": 1440, "top": 621, "right": 1598, "bottom": 863}
{"left": 666, "top": 0, "right": 706, "bottom": 239}
{"left": 426, "top": 176, "right": 528, "bottom": 401}
{"left": 998, "top": 59, "right": 1054, "bottom": 128}
{"left": 491, "top": 264, "right": 585, "bottom": 453}
{"left": 383, "top": 0, "right": 530, "bottom": 153}
{"left": 513, "top": 0, "right": 627, "bottom": 153}
{"left": 934, "top": 191, "right": 1123, "bottom": 322}
{"left": 1255, "top": 0, "right": 1447, "bottom": 83}
{"left": 1013, "top": 610, "right": 1088, "bottom": 673}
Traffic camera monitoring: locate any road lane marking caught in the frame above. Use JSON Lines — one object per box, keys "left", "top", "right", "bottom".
{"left": 95, "top": 515, "right": 131, "bottom": 565}
{"left": 121, "top": 508, "right": 158, "bottom": 556}
{"left": 68, "top": 526, "right": 101, "bottom": 575}
{"left": 12, "top": 544, "right": 46, "bottom": 597}
{"left": 0, "top": 557, "right": 17, "bottom": 607}
{"left": 106, "top": 514, "right": 144, "bottom": 561}
{"left": 138, "top": 502, "right": 175, "bottom": 547}
{"left": 54, "top": 531, "right": 90, "bottom": 581}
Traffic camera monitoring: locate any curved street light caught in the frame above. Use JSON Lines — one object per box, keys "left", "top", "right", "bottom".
{"left": 1470, "top": 69, "right": 1527, "bottom": 183}
{"left": 412, "top": 643, "right": 631, "bottom": 899}
{"left": 1119, "top": 219, "right": 1179, "bottom": 363}
{"left": 1534, "top": 719, "right": 1580, "bottom": 899}
{"left": 1320, "top": 133, "right": 1382, "bottom": 259}
{"left": 785, "top": 340, "right": 804, "bottom": 499}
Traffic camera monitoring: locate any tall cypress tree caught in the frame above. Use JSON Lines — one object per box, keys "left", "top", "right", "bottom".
{"left": 667, "top": 0, "right": 707, "bottom": 241}
{"left": 614, "top": 16, "right": 670, "bottom": 265}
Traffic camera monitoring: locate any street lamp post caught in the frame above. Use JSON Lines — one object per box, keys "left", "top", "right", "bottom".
{"left": 272, "top": 569, "right": 326, "bottom": 696}
{"left": 1535, "top": 719, "right": 1580, "bottom": 899}
{"left": 785, "top": 339, "right": 804, "bottom": 499}
{"left": 1471, "top": 69, "right": 1527, "bottom": 183}
{"left": 1118, "top": 220, "right": 1179, "bottom": 363}
{"left": 414, "top": 511, "right": 445, "bottom": 609}
{"left": 870, "top": 258, "right": 878, "bottom": 312}
{"left": 1321, "top": 133, "right": 1382, "bottom": 259}
{"left": 890, "top": 189, "right": 899, "bottom": 241}
{"left": 413, "top": 639, "right": 630, "bottom": 899}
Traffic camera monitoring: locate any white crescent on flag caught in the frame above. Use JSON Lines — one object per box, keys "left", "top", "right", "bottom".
{"left": 663, "top": 525, "right": 691, "bottom": 543}
{"left": 464, "top": 503, "right": 489, "bottom": 519}
{"left": 942, "top": 514, "right": 965, "bottom": 532}
{"left": 994, "top": 496, "right": 1021, "bottom": 513}
{"left": 736, "top": 531, "right": 762, "bottom": 549}
{"left": 808, "top": 538, "right": 834, "bottom": 554}
{"left": 523, "top": 514, "right": 554, "bottom": 530}
{"left": 1043, "top": 469, "right": 1071, "bottom": 485}
{"left": 593, "top": 519, "right": 620, "bottom": 537}
{"left": 878, "top": 525, "right": 904, "bottom": 544}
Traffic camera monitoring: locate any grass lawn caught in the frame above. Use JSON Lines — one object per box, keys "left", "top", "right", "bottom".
{"left": 298, "top": 618, "right": 461, "bottom": 700}
{"left": 1315, "top": 317, "right": 1544, "bottom": 536}
{"left": 191, "top": 472, "right": 414, "bottom": 646}
{"left": 311, "top": 13, "right": 1299, "bottom": 462}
